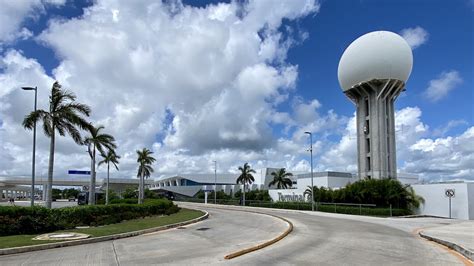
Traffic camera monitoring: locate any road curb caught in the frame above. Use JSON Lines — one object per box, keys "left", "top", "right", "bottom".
{"left": 419, "top": 230, "right": 473, "bottom": 262}
{"left": 176, "top": 202, "right": 294, "bottom": 260}
{"left": 224, "top": 214, "right": 293, "bottom": 260}
{"left": 0, "top": 210, "right": 209, "bottom": 256}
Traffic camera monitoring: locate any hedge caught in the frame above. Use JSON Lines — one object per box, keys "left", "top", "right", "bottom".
{"left": 249, "top": 202, "right": 411, "bottom": 217}
{"left": 0, "top": 199, "right": 180, "bottom": 236}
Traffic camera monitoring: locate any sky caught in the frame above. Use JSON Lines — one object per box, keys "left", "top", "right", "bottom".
{"left": 0, "top": 0, "right": 472, "bottom": 182}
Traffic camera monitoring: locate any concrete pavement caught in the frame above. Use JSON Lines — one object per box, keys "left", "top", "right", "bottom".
{"left": 0, "top": 202, "right": 469, "bottom": 265}
{"left": 420, "top": 221, "right": 474, "bottom": 261}
{"left": 0, "top": 207, "right": 288, "bottom": 265}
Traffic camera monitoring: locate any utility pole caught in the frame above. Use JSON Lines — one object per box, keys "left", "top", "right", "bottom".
{"left": 305, "top": 131, "right": 315, "bottom": 211}
{"left": 213, "top": 160, "right": 217, "bottom": 204}
{"left": 22, "top": 86, "right": 37, "bottom": 207}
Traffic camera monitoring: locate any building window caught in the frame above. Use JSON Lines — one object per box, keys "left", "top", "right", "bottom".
{"left": 366, "top": 138, "right": 371, "bottom": 153}
{"left": 366, "top": 157, "right": 371, "bottom": 171}
{"left": 365, "top": 98, "right": 369, "bottom": 115}
{"left": 364, "top": 120, "right": 370, "bottom": 135}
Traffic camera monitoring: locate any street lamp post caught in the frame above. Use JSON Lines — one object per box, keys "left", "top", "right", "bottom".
{"left": 213, "top": 160, "right": 217, "bottom": 204}
{"left": 304, "top": 131, "right": 314, "bottom": 212}
{"left": 22, "top": 86, "right": 37, "bottom": 207}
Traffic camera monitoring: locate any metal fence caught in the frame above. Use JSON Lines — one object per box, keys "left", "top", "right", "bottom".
{"left": 178, "top": 198, "right": 399, "bottom": 217}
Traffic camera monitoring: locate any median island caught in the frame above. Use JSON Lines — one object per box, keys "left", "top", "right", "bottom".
{"left": 0, "top": 199, "right": 204, "bottom": 249}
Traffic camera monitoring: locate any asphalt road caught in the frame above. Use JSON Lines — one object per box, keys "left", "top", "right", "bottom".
{"left": 0, "top": 203, "right": 465, "bottom": 265}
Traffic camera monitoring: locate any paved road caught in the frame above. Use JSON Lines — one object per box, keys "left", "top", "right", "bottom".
{"left": 0, "top": 203, "right": 465, "bottom": 265}
{"left": 0, "top": 207, "right": 287, "bottom": 265}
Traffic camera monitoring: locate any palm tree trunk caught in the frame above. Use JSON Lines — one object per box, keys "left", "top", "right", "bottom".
{"left": 46, "top": 129, "right": 55, "bottom": 209}
{"left": 106, "top": 163, "right": 110, "bottom": 205}
{"left": 138, "top": 174, "right": 143, "bottom": 204}
{"left": 89, "top": 146, "right": 96, "bottom": 205}
{"left": 242, "top": 183, "right": 246, "bottom": 206}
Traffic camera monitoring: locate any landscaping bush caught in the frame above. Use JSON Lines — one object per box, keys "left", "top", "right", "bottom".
{"left": 248, "top": 201, "right": 412, "bottom": 217}
{"left": 0, "top": 199, "right": 180, "bottom": 236}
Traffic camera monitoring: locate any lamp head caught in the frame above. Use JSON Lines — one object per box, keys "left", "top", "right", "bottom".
{"left": 304, "top": 131, "right": 311, "bottom": 135}
{"left": 22, "top": 87, "right": 36, "bottom": 91}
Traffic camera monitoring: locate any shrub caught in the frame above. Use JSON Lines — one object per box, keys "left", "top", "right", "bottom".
{"left": 0, "top": 199, "right": 180, "bottom": 236}
{"left": 248, "top": 201, "right": 412, "bottom": 217}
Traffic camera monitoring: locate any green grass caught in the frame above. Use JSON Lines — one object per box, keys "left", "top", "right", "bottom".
{"left": 0, "top": 208, "right": 203, "bottom": 249}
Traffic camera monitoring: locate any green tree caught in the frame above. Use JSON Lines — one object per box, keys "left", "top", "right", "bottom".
{"left": 137, "top": 148, "right": 156, "bottom": 204}
{"left": 22, "top": 81, "right": 90, "bottom": 209}
{"left": 52, "top": 188, "right": 62, "bottom": 200}
{"left": 405, "top": 185, "right": 425, "bottom": 209}
{"left": 303, "top": 186, "right": 316, "bottom": 202}
{"left": 63, "top": 188, "right": 80, "bottom": 199}
{"left": 236, "top": 162, "right": 255, "bottom": 206}
{"left": 269, "top": 168, "right": 293, "bottom": 189}
{"left": 98, "top": 150, "right": 120, "bottom": 205}
{"left": 85, "top": 125, "right": 116, "bottom": 205}
{"left": 122, "top": 186, "right": 138, "bottom": 199}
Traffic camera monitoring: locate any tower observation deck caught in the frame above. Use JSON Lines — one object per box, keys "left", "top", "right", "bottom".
{"left": 338, "top": 31, "right": 413, "bottom": 179}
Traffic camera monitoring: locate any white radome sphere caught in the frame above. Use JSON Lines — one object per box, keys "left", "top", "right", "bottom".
{"left": 338, "top": 31, "right": 413, "bottom": 91}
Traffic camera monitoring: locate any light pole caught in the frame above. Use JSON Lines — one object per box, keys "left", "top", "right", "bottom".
{"left": 304, "top": 131, "right": 314, "bottom": 211}
{"left": 213, "top": 160, "right": 217, "bottom": 204}
{"left": 22, "top": 86, "right": 37, "bottom": 207}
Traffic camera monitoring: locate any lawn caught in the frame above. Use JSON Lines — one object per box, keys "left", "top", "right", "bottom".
{"left": 0, "top": 208, "right": 204, "bottom": 249}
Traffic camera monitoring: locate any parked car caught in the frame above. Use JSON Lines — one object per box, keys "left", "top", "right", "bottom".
{"left": 68, "top": 197, "right": 76, "bottom": 202}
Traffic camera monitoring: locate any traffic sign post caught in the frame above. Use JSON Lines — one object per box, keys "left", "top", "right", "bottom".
{"left": 445, "top": 189, "right": 455, "bottom": 219}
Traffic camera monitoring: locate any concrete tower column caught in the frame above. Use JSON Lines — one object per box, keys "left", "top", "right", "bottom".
{"left": 345, "top": 79, "right": 404, "bottom": 179}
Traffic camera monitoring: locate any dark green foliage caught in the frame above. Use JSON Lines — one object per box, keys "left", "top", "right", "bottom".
{"left": 110, "top": 198, "right": 139, "bottom": 204}
{"left": 240, "top": 189, "right": 272, "bottom": 201}
{"left": 249, "top": 202, "right": 411, "bottom": 217}
{"left": 52, "top": 188, "right": 62, "bottom": 200}
{"left": 0, "top": 199, "right": 179, "bottom": 236}
{"left": 144, "top": 188, "right": 159, "bottom": 199}
{"left": 122, "top": 186, "right": 139, "bottom": 199}
{"left": 305, "top": 179, "right": 423, "bottom": 209}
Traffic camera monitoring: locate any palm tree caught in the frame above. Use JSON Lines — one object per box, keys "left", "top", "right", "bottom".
{"left": 269, "top": 168, "right": 293, "bottom": 189}
{"left": 405, "top": 185, "right": 425, "bottom": 209}
{"left": 304, "top": 186, "right": 317, "bottom": 202}
{"left": 137, "top": 148, "right": 156, "bottom": 204}
{"left": 84, "top": 125, "right": 116, "bottom": 205}
{"left": 98, "top": 150, "right": 120, "bottom": 205}
{"left": 23, "top": 81, "right": 90, "bottom": 209}
{"left": 236, "top": 163, "right": 255, "bottom": 206}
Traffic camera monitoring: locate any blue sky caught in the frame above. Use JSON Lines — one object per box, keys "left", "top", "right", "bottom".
{"left": 0, "top": 0, "right": 472, "bottom": 181}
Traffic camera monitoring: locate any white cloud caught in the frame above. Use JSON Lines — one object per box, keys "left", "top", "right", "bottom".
{"left": 432, "top": 119, "right": 468, "bottom": 137}
{"left": 0, "top": 0, "right": 66, "bottom": 46}
{"left": 0, "top": 0, "right": 320, "bottom": 178}
{"left": 400, "top": 26, "right": 429, "bottom": 49}
{"left": 424, "top": 70, "right": 462, "bottom": 102}
{"left": 405, "top": 127, "right": 474, "bottom": 180}
{"left": 0, "top": 0, "right": 471, "bottom": 183}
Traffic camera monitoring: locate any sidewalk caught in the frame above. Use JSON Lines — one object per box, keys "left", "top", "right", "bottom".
{"left": 420, "top": 221, "right": 474, "bottom": 261}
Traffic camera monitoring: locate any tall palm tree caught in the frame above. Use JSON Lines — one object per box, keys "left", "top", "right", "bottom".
{"left": 84, "top": 125, "right": 116, "bottom": 205}
{"left": 236, "top": 162, "right": 255, "bottom": 206}
{"left": 405, "top": 185, "right": 425, "bottom": 209}
{"left": 304, "top": 186, "right": 317, "bottom": 202}
{"left": 98, "top": 150, "right": 120, "bottom": 205}
{"left": 137, "top": 148, "right": 156, "bottom": 204}
{"left": 269, "top": 168, "right": 293, "bottom": 189}
{"left": 23, "top": 81, "right": 90, "bottom": 209}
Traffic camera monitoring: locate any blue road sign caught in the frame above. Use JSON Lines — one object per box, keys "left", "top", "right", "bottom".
{"left": 68, "top": 170, "right": 91, "bottom": 175}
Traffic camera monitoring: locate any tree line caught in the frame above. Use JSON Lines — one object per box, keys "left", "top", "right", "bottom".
{"left": 23, "top": 81, "right": 155, "bottom": 209}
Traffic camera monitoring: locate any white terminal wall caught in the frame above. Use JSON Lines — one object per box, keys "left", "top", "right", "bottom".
{"left": 412, "top": 182, "right": 474, "bottom": 220}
